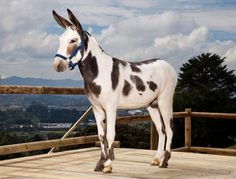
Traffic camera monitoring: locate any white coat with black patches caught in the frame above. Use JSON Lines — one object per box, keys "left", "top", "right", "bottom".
{"left": 52, "top": 9, "right": 177, "bottom": 173}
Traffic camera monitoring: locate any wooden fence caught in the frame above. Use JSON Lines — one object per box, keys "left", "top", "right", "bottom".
{"left": 0, "top": 85, "right": 236, "bottom": 156}
{"left": 176, "top": 108, "right": 236, "bottom": 155}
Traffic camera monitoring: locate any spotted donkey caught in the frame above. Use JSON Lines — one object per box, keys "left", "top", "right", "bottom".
{"left": 52, "top": 9, "right": 177, "bottom": 173}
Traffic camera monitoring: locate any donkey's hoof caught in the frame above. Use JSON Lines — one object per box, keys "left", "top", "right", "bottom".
{"left": 94, "top": 164, "right": 104, "bottom": 172}
{"left": 102, "top": 166, "right": 112, "bottom": 173}
{"left": 159, "top": 151, "right": 170, "bottom": 168}
{"left": 150, "top": 158, "right": 160, "bottom": 166}
{"left": 159, "top": 162, "right": 168, "bottom": 168}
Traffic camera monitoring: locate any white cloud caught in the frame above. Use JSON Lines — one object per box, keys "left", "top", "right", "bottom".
{"left": 209, "top": 41, "right": 236, "bottom": 69}
{"left": 0, "top": 0, "right": 58, "bottom": 33}
{"left": 0, "top": 0, "right": 64, "bottom": 79}
{"left": 224, "top": 46, "right": 236, "bottom": 64}
{"left": 181, "top": 10, "right": 236, "bottom": 33}
{"left": 153, "top": 27, "right": 208, "bottom": 52}
{"left": 57, "top": 0, "right": 137, "bottom": 27}
{"left": 116, "top": 27, "right": 210, "bottom": 69}
{"left": 99, "top": 12, "right": 197, "bottom": 57}
{"left": 208, "top": 41, "right": 235, "bottom": 57}
{"left": 0, "top": 0, "right": 59, "bottom": 57}
{"left": 0, "top": 0, "right": 235, "bottom": 80}
{"left": 1, "top": 30, "right": 58, "bottom": 59}
{"left": 118, "top": 0, "right": 159, "bottom": 9}
{"left": 98, "top": 11, "right": 236, "bottom": 72}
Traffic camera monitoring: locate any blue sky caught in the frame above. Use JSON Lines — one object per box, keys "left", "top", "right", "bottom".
{"left": 0, "top": 0, "right": 236, "bottom": 80}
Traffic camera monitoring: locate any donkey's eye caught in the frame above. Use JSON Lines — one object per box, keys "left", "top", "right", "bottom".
{"left": 70, "top": 38, "right": 78, "bottom": 43}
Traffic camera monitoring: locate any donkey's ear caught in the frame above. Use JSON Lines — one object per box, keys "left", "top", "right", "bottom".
{"left": 67, "top": 9, "right": 83, "bottom": 37}
{"left": 52, "top": 10, "right": 72, "bottom": 29}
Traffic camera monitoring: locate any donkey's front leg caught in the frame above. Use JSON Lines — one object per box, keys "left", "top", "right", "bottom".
{"left": 93, "top": 106, "right": 107, "bottom": 172}
{"left": 103, "top": 107, "right": 117, "bottom": 173}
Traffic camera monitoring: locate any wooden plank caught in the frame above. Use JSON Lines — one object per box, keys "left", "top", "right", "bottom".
{"left": 117, "top": 112, "right": 188, "bottom": 125}
{"left": 0, "top": 135, "right": 98, "bottom": 155}
{"left": 117, "top": 115, "right": 150, "bottom": 124}
{"left": 189, "top": 146, "right": 236, "bottom": 156}
{"left": 174, "top": 111, "right": 188, "bottom": 118}
{"left": 1, "top": 148, "right": 236, "bottom": 179}
{"left": 185, "top": 108, "right": 192, "bottom": 148}
{"left": 172, "top": 147, "right": 189, "bottom": 152}
{"left": 191, "top": 112, "right": 236, "bottom": 119}
{"left": 0, "top": 85, "right": 85, "bottom": 95}
{"left": 150, "top": 121, "right": 158, "bottom": 150}
{"left": 95, "top": 141, "right": 120, "bottom": 148}
{"left": 0, "top": 147, "right": 100, "bottom": 165}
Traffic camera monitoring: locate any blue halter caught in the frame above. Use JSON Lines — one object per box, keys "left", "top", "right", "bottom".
{"left": 55, "top": 35, "right": 85, "bottom": 70}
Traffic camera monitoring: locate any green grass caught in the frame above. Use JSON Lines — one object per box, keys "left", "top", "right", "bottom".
{"left": 227, "top": 144, "right": 236, "bottom": 149}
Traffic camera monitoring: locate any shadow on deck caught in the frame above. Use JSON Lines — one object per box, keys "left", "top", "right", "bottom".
{"left": 0, "top": 147, "right": 236, "bottom": 179}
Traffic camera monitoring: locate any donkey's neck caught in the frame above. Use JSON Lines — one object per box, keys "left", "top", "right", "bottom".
{"left": 84, "top": 34, "right": 110, "bottom": 61}
{"left": 78, "top": 34, "right": 112, "bottom": 87}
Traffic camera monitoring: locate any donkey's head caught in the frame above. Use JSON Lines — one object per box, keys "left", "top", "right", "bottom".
{"left": 52, "top": 9, "right": 87, "bottom": 72}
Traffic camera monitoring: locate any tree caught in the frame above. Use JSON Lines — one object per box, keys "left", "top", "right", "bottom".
{"left": 175, "top": 52, "right": 236, "bottom": 112}
{"left": 174, "top": 52, "right": 236, "bottom": 147}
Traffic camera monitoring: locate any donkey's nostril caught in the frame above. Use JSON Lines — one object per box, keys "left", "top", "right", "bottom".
{"left": 53, "top": 59, "right": 67, "bottom": 72}
{"left": 53, "top": 60, "right": 59, "bottom": 71}
{"left": 58, "top": 63, "right": 65, "bottom": 72}
{"left": 56, "top": 63, "right": 61, "bottom": 72}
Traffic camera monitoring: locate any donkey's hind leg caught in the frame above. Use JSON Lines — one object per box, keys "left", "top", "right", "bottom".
{"left": 157, "top": 95, "right": 174, "bottom": 168}
{"left": 147, "top": 105, "right": 166, "bottom": 166}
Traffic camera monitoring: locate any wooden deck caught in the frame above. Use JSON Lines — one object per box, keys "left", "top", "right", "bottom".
{"left": 0, "top": 148, "right": 235, "bottom": 179}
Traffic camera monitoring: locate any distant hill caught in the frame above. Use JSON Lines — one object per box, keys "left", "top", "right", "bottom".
{"left": 1, "top": 76, "right": 84, "bottom": 87}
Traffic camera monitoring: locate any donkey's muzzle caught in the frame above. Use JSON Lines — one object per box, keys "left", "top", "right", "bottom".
{"left": 53, "top": 58, "right": 68, "bottom": 72}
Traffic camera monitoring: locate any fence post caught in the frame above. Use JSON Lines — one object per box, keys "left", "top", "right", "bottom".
{"left": 185, "top": 108, "right": 192, "bottom": 150}
{"left": 150, "top": 121, "right": 158, "bottom": 150}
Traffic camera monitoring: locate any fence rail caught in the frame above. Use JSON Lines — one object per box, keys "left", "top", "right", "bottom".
{"left": 0, "top": 135, "right": 98, "bottom": 155}
{"left": 0, "top": 85, "right": 85, "bottom": 95}
{"left": 191, "top": 112, "right": 236, "bottom": 119}
{"left": 0, "top": 85, "right": 236, "bottom": 157}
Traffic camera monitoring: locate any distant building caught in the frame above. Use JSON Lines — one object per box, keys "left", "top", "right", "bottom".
{"left": 128, "top": 109, "right": 143, "bottom": 115}
{"left": 39, "top": 123, "right": 72, "bottom": 129}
